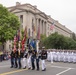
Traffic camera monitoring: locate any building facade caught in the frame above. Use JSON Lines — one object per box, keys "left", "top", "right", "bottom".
{"left": 5, "top": 2, "right": 72, "bottom": 51}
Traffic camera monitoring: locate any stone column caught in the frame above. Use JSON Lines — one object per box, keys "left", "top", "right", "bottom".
{"left": 42, "top": 20, "right": 43, "bottom": 34}
{"left": 36, "top": 18, "right": 38, "bottom": 33}
{"left": 40, "top": 19, "right": 42, "bottom": 34}
{"left": 45, "top": 22, "right": 46, "bottom": 36}
{"left": 43, "top": 21, "right": 44, "bottom": 34}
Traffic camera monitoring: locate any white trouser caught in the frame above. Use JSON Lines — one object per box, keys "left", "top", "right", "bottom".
{"left": 27, "top": 56, "right": 31, "bottom": 68}
{"left": 41, "top": 60, "right": 46, "bottom": 70}
{"left": 51, "top": 56, "right": 53, "bottom": 63}
{"left": 54, "top": 55, "right": 57, "bottom": 61}
{"left": 47, "top": 55, "right": 51, "bottom": 61}
{"left": 63, "top": 56, "right": 67, "bottom": 62}
{"left": 23, "top": 58, "right": 27, "bottom": 68}
{"left": 73, "top": 56, "right": 76, "bottom": 63}
{"left": 58, "top": 55, "right": 61, "bottom": 62}
{"left": 68, "top": 56, "right": 71, "bottom": 62}
{"left": 22, "top": 58, "right": 27, "bottom": 68}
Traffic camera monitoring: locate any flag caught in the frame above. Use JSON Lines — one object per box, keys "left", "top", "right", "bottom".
{"left": 30, "top": 39, "right": 36, "bottom": 50}
{"left": 21, "top": 26, "right": 27, "bottom": 50}
{"left": 37, "top": 25, "right": 40, "bottom": 40}
{"left": 50, "top": 22, "right": 54, "bottom": 30}
{"left": 32, "top": 24, "right": 36, "bottom": 38}
{"left": 24, "top": 26, "right": 27, "bottom": 37}
{"left": 21, "top": 37, "right": 26, "bottom": 50}
{"left": 32, "top": 24, "right": 36, "bottom": 39}
{"left": 13, "top": 35, "right": 17, "bottom": 51}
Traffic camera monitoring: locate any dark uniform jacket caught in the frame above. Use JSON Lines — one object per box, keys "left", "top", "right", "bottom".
{"left": 14, "top": 50, "right": 18, "bottom": 58}
{"left": 18, "top": 50, "right": 24, "bottom": 58}
{"left": 31, "top": 50, "right": 37, "bottom": 62}
{"left": 10, "top": 51, "right": 15, "bottom": 58}
{"left": 41, "top": 50, "right": 47, "bottom": 60}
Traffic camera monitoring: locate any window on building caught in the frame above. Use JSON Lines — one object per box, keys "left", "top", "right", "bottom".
{"left": 20, "top": 15, "right": 23, "bottom": 29}
{"left": 20, "top": 15, "right": 23, "bottom": 23}
{"left": 32, "top": 18, "right": 34, "bottom": 25}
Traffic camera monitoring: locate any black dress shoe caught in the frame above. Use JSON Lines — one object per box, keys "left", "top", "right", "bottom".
{"left": 28, "top": 67, "right": 31, "bottom": 69}
{"left": 23, "top": 67, "right": 26, "bottom": 69}
{"left": 42, "top": 69, "right": 46, "bottom": 71}
{"left": 32, "top": 68, "right": 35, "bottom": 70}
{"left": 15, "top": 66, "right": 17, "bottom": 68}
{"left": 10, "top": 66, "right": 13, "bottom": 68}
{"left": 19, "top": 67, "right": 21, "bottom": 69}
{"left": 36, "top": 69, "right": 39, "bottom": 71}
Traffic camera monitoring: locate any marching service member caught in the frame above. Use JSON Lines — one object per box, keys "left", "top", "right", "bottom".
{"left": 22, "top": 48, "right": 28, "bottom": 69}
{"left": 41, "top": 47, "right": 47, "bottom": 71}
{"left": 10, "top": 48, "right": 15, "bottom": 68}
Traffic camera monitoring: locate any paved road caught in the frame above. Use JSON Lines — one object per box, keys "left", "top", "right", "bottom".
{"left": 0, "top": 60, "right": 76, "bottom": 75}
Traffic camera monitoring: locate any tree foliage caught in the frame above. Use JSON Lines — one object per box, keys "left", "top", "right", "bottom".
{"left": 42, "top": 32, "right": 76, "bottom": 49}
{"left": 0, "top": 4, "right": 20, "bottom": 44}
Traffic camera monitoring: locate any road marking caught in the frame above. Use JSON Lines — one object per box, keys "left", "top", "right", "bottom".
{"left": 51, "top": 65, "right": 75, "bottom": 69}
{"left": 47, "top": 64, "right": 75, "bottom": 69}
{"left": 56, "top": 68, "right": 71, "bottom": 75}
{"left": 0, "top": 69, "right": 28, "bottom": 75}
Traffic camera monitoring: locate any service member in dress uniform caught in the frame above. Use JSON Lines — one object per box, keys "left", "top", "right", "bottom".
{"left": 10, "top": 48, "right": 15, "bottom": 68}
{"left": 22, "top": 48, "right": 28, "bottom": 69}
{"left": 41, "top": 47, "right": 47, "bottom": 71}
{"left": 36, "top": 52, "right": 40, "bottom": 71}
{"left": 14, "top": 49, "right": 18, "bottom": 68}
{"left": 50, "top": 49, "right": 53, "bottom": 63}
{"left": 31, "top": 49, "right": 36, "bottom": 70}
{"left": 27, "top": 51, "right": 31, "bottom": 69}
{"left": 17, "top": 48, "right": 22, "bottom": 69}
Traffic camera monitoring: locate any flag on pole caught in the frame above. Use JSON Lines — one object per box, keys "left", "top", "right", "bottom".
{"left": 21, "top": 26, "right": 27, "bottom": 50}
{"left": 32, "top": 24, "right": 36, "bottom": 38}
{"left": 32, "top": 24, "right": 37, "bottom": 39}
{"left": 50, "top": 22, "right": 55, "bottom": 30}
{"left": 30, "top": 39, "right": 36, "bottom": 50}
{"left": 24, "top": 26, "right": 27, "bottom": 37}
{"left": 13, "top": 35, "right": 17, "bottom": 51}
{"left": 34, "top": 31, "right": 36, "bottom": 39}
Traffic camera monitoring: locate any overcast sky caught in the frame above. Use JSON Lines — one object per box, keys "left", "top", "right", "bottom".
{"left": 0, "top": 0, "right": 76, "bottom": 33}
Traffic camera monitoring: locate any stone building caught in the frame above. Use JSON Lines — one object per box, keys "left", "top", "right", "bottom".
{"left": 4, "top": 2, "right": 73, "bottom": 51}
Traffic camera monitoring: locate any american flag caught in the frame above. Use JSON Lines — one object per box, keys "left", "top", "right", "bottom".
{"left": 21, "top": 37, "right": 26, "bottom": 50}
{"left": 50, "top": 22, "right": 54, "bottom": 30}
{"left": 21, "top": 26, "right": 27, "bottom": 50}
{"left": 24, "top": 26, "right": 27, "bottom": 37}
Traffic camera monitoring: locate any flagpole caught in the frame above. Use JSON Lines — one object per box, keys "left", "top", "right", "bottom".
{"left": 18, "top": 41, "right": 21, "bottom": 49}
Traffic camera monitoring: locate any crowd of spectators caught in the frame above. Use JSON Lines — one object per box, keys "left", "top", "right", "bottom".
{"left": 0, "top": 50, "right": 10, "bottom": 62}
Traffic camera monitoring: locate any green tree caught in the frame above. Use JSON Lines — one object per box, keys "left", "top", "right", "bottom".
{"left": 39, "top": 34, "right": 46, "bottom": 48}
{"left": 72, "top": 32, "right": 76, "bottom": 41}
{"left": 42, "top": 32, "right": 76, "bottom": 49}
{"left": 0, "top": 4, "right": 20, "bottom": 45}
